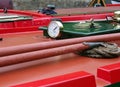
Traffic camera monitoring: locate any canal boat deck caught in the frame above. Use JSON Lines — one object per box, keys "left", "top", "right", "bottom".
{"left": 0, "top": 6, "right": 120, "bottom": 87}
{"left": 0, "top": 31, "right": 120, "bottom": 87}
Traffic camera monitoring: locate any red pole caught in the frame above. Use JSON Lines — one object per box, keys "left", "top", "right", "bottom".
{"left": 0, "top": 33, "right": 120, "bottom": 57}
{"left": 0, "top": 43, "right": 89, "bottom": 67}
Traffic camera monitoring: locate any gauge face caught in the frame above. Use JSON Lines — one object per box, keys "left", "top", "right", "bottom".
{"left": 48, "top": 21, "right": 63, "bottom": 38}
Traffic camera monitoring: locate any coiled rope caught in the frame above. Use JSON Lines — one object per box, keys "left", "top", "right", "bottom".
{"left": 79, "top": 42, "right": 120, "bottom": 58}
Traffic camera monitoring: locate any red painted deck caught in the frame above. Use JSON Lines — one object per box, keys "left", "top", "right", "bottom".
{"left": 0, "top": 31, "right": 120, "bottom": 87}
{"left": 0, "top": 7, "right": 120, "bottom": 87}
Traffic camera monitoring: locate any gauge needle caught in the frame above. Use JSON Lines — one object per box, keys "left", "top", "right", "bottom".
{"left": 53, "top": 26, "right": 57, "bottom": 30}
{"left": 53, "top": 26, "right": 58, "bottom": 33}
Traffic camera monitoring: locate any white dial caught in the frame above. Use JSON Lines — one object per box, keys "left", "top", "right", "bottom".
{"left": 48, "top": 21, "right": 63, "bottom": 38}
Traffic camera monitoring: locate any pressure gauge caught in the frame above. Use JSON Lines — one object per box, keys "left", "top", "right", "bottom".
{"left": 48, "top": 21, "right": 63, "bottom": 38}
{"left": 114, "top": 11, "right": 120, "bottom": 21}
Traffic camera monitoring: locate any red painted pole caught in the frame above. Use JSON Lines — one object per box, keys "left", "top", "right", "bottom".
{"left": 0, "top": 33, "right": 120, "bottom": 57}
{"left": 0, "top": 43, "right": 89, "bottom": 67}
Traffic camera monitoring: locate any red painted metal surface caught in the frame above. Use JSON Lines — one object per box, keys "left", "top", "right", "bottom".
{"left": 14, "top": 20, "right": 33, "bottom": 27}
{"left": 55, "top": 13, "right": 114, "bottom": 22}
{"left": 0, "top": 9, "right": 52, "bottom": 34}
{"left": 106, "top": 4, "right": 120, "bottom": 7}
{"left": 0, "top": 32, "right": 120, "bottom": 87}
{"left": 0, "top": 22, "right": 14, "bottom": 28}
{"left": 0, "top": 26, "right": 39, "bottom": 34}
{"left": 0, "top": 7, "right": 120, "bottom": 87}
{"left": 97, "top": 62, "right": 120, "bottom": 84}
{"left": 0, "top": 9, "right": 48, "bottom": 17}
{"left": 12, "top": 71, "right": 96, "bottom": 87}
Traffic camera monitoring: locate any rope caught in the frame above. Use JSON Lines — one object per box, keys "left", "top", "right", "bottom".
{"left": 79, "top": 42, "right": 120, "bottom": 58}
